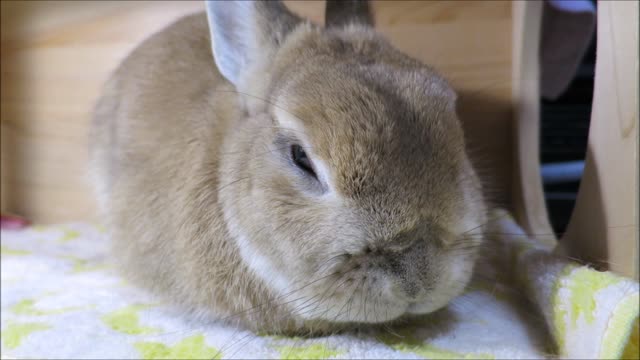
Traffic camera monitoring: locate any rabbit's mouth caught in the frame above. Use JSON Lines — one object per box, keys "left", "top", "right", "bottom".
{"left": 285, "top": 246, "right": 476, "bottom": 324}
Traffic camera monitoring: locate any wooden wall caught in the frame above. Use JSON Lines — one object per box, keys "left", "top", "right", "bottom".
{"left": 1, "top": 0, "right": 514, "bottom": 224}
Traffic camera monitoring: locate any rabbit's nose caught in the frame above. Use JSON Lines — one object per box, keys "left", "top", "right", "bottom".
{"left": 382, "top": 240, "right": 435, "bottom": 301}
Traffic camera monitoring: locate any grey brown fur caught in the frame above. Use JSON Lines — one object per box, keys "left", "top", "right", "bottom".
{"left": 89, "top": 0, "right": 487, "bottom": 335}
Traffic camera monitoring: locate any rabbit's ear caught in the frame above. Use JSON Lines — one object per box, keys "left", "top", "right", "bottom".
{"left": 205, "top": 0, "right": 300, "bottom": 86}
{"left": 325, "top": 0, "right": 374, "bottom": 28}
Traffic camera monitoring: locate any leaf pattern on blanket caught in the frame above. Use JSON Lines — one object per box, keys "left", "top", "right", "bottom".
{"left": 0, "top": 246, "right": 30, "bottom": 256}
{"left": 10, "top": 299, "right": 83, "bottom": 316}
{"left": 57, "top": 229, "right": 80, "bottom": 243}
{"left": 135, "top": 335, "right": 221, "bottom": 360}
{"left": 275, "top": 343, "right": 344, "bottom": 360}
{"left": 102, "top": 305, "right": 162, "bottom": 335}
{"left": 2, "top": 322, "right": 51, "bottom": 350}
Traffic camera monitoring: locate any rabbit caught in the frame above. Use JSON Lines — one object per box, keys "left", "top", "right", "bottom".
{"left": 89, "top": 0, "right": 488, "bottom": 335}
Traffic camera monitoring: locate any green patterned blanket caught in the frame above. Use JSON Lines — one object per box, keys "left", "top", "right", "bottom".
{"left": 1, "top": 212, "right": 637, "bottom": 359}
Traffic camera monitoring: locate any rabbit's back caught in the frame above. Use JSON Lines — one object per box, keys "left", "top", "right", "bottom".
{"left": 89, "top": 13, "right": 243, "bottom": 303}
{"left": 91, "top": 13, "right": 227, "bottom": 203}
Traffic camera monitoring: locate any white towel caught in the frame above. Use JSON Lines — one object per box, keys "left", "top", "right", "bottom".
{"left": 1, "top": 211, "right": 637, "bottom": 359}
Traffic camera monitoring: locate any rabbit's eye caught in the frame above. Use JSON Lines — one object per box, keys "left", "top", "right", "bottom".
{"left": 291, "top": 144, "right": 317, "bottom": 178}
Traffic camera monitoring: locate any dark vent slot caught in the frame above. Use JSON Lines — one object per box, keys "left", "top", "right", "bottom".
{"left": 540, "top": 16, "right": 596, "bottom": 236}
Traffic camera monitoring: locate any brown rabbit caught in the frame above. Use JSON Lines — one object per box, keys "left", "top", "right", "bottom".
{"left": 89, "top": 0, "right": 488, "bottom": 335}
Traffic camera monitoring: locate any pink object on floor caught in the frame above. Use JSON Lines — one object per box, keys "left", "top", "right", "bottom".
{"left": 0, "top": 214, "right": 30, "bottom": 230}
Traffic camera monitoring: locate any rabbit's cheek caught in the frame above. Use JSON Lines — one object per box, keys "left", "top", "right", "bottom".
{"left": 231, "top": 219, "right": 296, "bottom": 297}
{"left": 404, "top": 253, "right": 475, "bottom": 315}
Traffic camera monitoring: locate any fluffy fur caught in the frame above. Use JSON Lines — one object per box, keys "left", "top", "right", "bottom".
{"left": 89, "top": 0, "right": 488, "bottom": 335}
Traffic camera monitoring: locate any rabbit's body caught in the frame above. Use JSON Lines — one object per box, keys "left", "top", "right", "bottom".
{"left": 91, "top": 14, "right": 287, "bottom": 331}
{"left": 90, "top": 1, "right": 488, "bottom": 334}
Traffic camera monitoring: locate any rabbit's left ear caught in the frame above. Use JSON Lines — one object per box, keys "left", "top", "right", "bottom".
{"left": 205, "top": 0, "right": 301, "bottom": 87}
{"left": 325, "top": 0, "right": 374, "bottom": 28}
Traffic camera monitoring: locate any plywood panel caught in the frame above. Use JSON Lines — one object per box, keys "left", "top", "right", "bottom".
{"left": 1, "top": 1, "right": 204, "bottom": 223}
{"left": 1, "top": 1, "right": 514, "bottom": 223}
{"left": 511, "top": 1, "right": 555, "bottom": 245}
{"left": 562, "top": 1, "right": 639, "bottom": 279}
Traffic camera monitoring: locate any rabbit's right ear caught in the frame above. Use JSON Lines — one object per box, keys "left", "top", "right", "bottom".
{"left": 205, "top": 0, "right": 301, "bottom": 87}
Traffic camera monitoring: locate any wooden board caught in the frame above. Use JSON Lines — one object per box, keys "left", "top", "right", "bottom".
{"left": 511, "top": 1, "right": 555, "bottom": 246}
{"left": 561, "top": 1, "right": 639, "bottom": 279}
{"left": 1, "top": 1, "right": 514, "bottom": 224}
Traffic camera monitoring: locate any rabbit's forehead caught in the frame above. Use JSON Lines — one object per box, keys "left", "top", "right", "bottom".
{"left": 275, "top": 63, "right": 460, "bottom": 152}
{"left": 273, "top": 69, "right": 464, "bottom": 207}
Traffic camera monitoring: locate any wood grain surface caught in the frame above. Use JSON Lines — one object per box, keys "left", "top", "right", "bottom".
{"left": 561, "top": 1, "right": 639, "bottom": 279}
{"left": 1, "top": 0, "right": 515, "bottom": 224}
